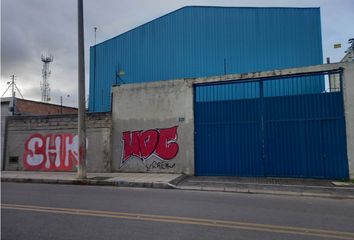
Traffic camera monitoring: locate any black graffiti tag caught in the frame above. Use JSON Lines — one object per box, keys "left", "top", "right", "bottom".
{"left": 147, "top": 161, "right": 176, "bottom": 171}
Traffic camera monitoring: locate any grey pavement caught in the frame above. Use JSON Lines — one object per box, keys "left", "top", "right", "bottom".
{"left": 0, "top": 171, "right": 185, "bottom": 189}
{"left": 2, "top": 171, "right": 354, "bottom": 199}
{"left": 174, "top": 176, "right": 354, "bottom": 199}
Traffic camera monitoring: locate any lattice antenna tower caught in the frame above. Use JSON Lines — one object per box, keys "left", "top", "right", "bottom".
{"left": 41, "top": 53, "right": 53, "bottom": 102}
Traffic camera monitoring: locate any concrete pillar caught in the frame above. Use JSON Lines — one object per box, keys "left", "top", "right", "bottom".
{"left": 343, "top": 62, "right": 354, "bottom": 179}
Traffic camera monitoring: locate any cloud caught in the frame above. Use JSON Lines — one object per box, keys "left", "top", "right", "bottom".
{"left": 1, "top": 0, "right": 79, "bottom": 106}
{"left": 1, "top": 0, "right": 353, "bottom": 107}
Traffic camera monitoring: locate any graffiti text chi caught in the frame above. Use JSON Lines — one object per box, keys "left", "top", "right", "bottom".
{"left": 122, "top": 126, "right": 179, "bottom": 164}
{"left": 23, "top": 133, "right": 83, "bottom": 171}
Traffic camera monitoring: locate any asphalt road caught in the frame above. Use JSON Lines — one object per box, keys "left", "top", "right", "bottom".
{"left": 2, "top": 182, "right": 354, "bottom": 240}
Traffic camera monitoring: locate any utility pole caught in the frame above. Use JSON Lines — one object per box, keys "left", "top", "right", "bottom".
{"left": 11, "top": 75, "right": 15, "bottom": 98}
{"left": 2, "top": 75, "right": 24, "bottom": 116}
{"left": 60, "top": 96, "right": 63, "bottom": 114}
{"left": 94, "top": 27, "right": 97, "bottom": 45}
{"left": 11, "top": 75, "right": 15, "bottom": 116}
{"left": 77, "top": 0, "right": 87, "bottom": 179}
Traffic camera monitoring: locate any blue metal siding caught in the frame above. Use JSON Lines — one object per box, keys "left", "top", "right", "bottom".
{"left": 195, "top": 72, "right": 348, "bottom": 179}
{"left": 89, "top": 6, "right": 323, "bottom": 112}
{"left": 263, "top": 92, "right": 348, "bottom": 178}
{"left": 195, "top": 98, "right": 263, "bottom": 176}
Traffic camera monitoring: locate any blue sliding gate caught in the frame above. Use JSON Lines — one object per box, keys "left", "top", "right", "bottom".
{"left": 194, "top": 71, "right": 349, "bottom": 179}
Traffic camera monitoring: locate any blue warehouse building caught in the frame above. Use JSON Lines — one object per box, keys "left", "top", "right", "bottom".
{"left": 89, "top": 6, "right": 323, "bottom": 112}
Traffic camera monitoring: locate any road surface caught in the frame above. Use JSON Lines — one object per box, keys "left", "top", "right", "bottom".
{"left": 2, "top": 182, "right": 354, "bottom": 240}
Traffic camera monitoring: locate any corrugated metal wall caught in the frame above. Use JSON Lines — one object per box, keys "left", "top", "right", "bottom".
{"left": 195, "top": 90, "right": 263, "bottom": 176}
{"left": 89, "top": 6, "right": 323, "bottom": 112}
{"left": 195, "top": 71, "right": 349, "bottom": 179}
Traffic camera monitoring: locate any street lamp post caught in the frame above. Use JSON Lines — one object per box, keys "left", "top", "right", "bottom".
{"left": 60, "top": 94, "right": 70, "bottom": 114}
{"left": 60, "top": 96, "right": 63, "bottom": 114}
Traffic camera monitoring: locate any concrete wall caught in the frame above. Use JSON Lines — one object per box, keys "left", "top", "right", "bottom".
{"left": 1, "top": 99, "right": 12, "bottom": 170}
{"left": 343, "top": 62, "right": 354, "bottom": 178}
{"left": 3, "top": 62, "right": 353, "bottom": 178}
{"left": 4, "top": 113, "right": 112, "bottom": 172}
{"left": 1, "top": 97, "right": 78, "bottom": 170}
{"left": 111, "top": 79, "right": 194, "bottom": 174}
{"left": 111, "top": 62, "right": 354, "bottom": 178}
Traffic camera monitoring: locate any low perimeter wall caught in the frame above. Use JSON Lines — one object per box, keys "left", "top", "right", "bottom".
{"left": 111, "top": 79, "right": 194, "bottom": 174}
{"left": 4, "top": 113, "right": 112, "bottom": 172}
{"left": 111, "top": 62, "right": 354, "bottom": 178}
{"left": 3, "top": 62, "right": 354, "bottom": 178}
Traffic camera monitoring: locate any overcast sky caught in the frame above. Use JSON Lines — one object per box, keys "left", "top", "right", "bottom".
{"left": 1, "top": 0, "right": 353, "bottom": 107}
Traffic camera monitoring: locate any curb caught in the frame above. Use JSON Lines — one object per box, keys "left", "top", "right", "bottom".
{"left": 167, "top": 174, "right": 188, "bottom": 188}
{"left": 173, "top": 184, "right": 354, "bottom": 199}
{"left": 3, "top": 176, "right": 354, "bottom": 199}
{"left": 1, "top": 177, "right": 171, "bottom": 189}
{"left": 1, "top": 177, "right": 115, "bottom": 186}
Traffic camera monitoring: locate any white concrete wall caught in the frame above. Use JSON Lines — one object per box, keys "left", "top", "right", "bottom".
{"left": 343, "top": 62, "right": 354, "bottom": 178}
{"left": 112, "top": 79, "right": 194, "bottom": 174}
{"left": 4, "top": 113, "right": 112, "bottom": 172}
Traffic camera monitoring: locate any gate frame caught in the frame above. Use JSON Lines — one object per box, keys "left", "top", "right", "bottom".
{"left": 191, "top": 62, "right": 354, "bottom": 179}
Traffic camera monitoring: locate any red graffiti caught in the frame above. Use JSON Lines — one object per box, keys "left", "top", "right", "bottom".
{"left": 122, "top": 126, "right": 179, "bottom": 163}
{"left": 23, "top": 133, "right": 80, "bottom": 171}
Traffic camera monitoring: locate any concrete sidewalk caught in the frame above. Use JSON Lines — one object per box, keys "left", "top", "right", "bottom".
{"left": 1, "top": 171, "right": 185, "bottom": 189}
{"left": 173, "top": 176, "right": 354, "bottom": 199}
{"left": 2, "top": 171, "right": 354, "bottom": 199}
